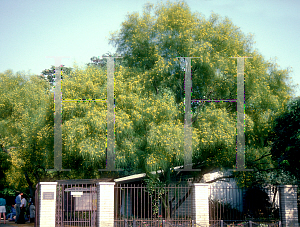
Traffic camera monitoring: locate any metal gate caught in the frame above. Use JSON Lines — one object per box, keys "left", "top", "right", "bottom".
{"left": 35, "top": 183, "right": 40, "bottom": 227}
{"left": 56, "top": 180, "right": 98, "bottom": 227}
{"left": 114, "top": 183, "right": 193, "bottom": 227}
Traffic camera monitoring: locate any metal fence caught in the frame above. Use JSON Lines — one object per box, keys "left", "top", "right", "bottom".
{"left": 35, "top": 183, "right": 40, "bottom": 227}
{"left": 208, "top": 220, "right": 282, "bottom": 227}
{"left": 33, "top": 181, "right": 285, "bottom": 226}
{"left": 56, "top": 182, "right": 98, "bottom": 227}
{"left": 209, "top": 185, "right": 280, "bottom": 226}
{"left": 298, "top": 186, "right": 300, "bottom": 225}
{"left": 114, "top": 183, "right": 193, "bottom": 227}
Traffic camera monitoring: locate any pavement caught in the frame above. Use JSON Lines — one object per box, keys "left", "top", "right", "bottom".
{"left": 0, "top": 221, "right": 34, "bottom": 226}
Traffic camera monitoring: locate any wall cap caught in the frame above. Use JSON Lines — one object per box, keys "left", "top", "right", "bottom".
{"left": 193, "top": 183, "right": 210, "bottom": 186}
{"left": 278, "top": 185, "right": 298, "bottom": 188}
{"left": 39, "top": 182, "right": 58, "bottom": 185}
{"left": 98, "top": 182, "right": 115, "bottom": 185}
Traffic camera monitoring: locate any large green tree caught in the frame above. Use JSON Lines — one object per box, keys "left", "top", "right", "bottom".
{"left": 109, "top": 0, "right": 296, "bottom": 187}
{"left": 0, "top": 70, "right": 54, "bottom": 197}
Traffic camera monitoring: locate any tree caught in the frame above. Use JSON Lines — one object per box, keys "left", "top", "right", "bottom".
{"left": 269, "top": 97, "right": 300, "bottom": 181}
{"left": 87, "top": 56, "right": 107, "bottom": 68}
{"left": 41, "top": 65, "right": 73, "bottom": 87}
{"left": 108, "top": 0, "right": 295, "bottom": 188}
{"left": 106, "top": 0, "right": 298, "bottom": 217}
{"left": 0, "top": 70, "right": 53, "bottom": 197}
{"left": 0, "top": 139, "right": 12, "bottom": 190}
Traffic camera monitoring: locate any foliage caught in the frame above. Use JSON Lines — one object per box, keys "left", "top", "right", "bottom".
{"left": 269, "top": 97, "right": 300, "bottom": 181}
{"left": 109, "top": 0, "right": 295, "bottom": 188}
{"left": 86, "top": 52, "right": 121, "bottom": 68}
{"left": 0, "top": 70, "right": 53, "bottom": 192}
{"left": 0, "top": 150, "right": 11, "bottom": 189}
{"left": 41, "top": 65, "right": 73, "bottom": 87}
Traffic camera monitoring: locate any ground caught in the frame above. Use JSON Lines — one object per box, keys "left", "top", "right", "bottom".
{"left": 0, "top": 220, "right": 34, "bottom": 226}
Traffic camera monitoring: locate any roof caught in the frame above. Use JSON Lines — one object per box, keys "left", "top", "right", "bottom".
{"left": 56, "top": 178, "right": 114, "bottom": 184}
{"left": 114, "top": 166, "right": 184, "bottom": 183}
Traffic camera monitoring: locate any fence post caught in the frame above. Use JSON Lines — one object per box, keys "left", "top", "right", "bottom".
{"left": 249, "top": 220, "right": 252, "bottom": 227}
{"left": 192, "top": 220, "right": 194, "bottom": 227}
{"left": 98, "top": 182, "right": 115, "bottom": 227}
{"left": 192, "top": 183, "right": 209, "bottom": 227}
{"left": 220, "top": 220, "right": 223, "bottom": 227}
{"left": 279, "top": 220, "right": 282, "bottom": 227}
{"left": 133, "top": 219, "right": 136, "bottom": 227}
{"left": 162, "top": 220, "right": 165, "bottom": 227}
{"left": 278, "top": 185, "right": 298, "bottom": 227}
{"left": 39, "top": 182, "right": 57, "bottom": 227}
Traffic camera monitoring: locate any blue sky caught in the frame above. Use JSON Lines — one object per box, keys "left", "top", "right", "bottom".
{"left": 1, "top": 0, "right": 299, "bottom": 97}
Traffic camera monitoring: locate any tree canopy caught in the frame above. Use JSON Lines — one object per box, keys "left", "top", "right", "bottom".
{"left": 108, "top": 0, "right": 296, "bottom": 187}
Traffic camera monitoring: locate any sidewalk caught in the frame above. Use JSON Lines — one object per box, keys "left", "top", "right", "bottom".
{"left": 0, "top": 221, "right": 34, "bottom": 226}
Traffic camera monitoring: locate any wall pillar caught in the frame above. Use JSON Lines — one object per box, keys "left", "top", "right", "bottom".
{"left": 192, "top": 183, "right": 209, "bottom": 227}
{"left": 278, "top": 185, "right": 298, "bottom": 227}
{"left": 98, "top": 182, "right": 115, "bottom": 227}
{"left": 39, "top": 182, "right": 57, "bottom": 227}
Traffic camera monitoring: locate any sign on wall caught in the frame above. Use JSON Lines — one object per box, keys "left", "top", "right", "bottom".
{"left": 74, "top": 192, "right": 97, "bottom": 211}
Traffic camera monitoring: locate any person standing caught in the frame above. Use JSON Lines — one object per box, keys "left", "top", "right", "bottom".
{"left": 29, "top": 199, "right": 35, "bottom": 223}
{"left": 18, "top": 194, "right": 27, "bottom": 224}
{"left": 0, "top": 194, "right": 6, "bottom": 224}
{"left": 14, "top": 192, "right": 22, "bottom": 223}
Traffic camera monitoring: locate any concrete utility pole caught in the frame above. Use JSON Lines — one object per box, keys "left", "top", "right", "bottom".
{"left": 176, "top": 56, "right": 253, "bottom": 172}
{"left": 46, "top": 55, "right": 252, "bottom": 173}
{"left": 229, "top": 57, "right": 253, "bottom": 172}
{"left": 46, "top": 56, "right": 123, "bottom": 172}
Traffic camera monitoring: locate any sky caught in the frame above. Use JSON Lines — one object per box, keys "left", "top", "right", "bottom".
{"left": 1, "top": 0, "right": 299, "bottom": 97}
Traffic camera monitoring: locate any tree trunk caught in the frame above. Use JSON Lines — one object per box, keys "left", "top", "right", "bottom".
{"left": 24, "top": 172, "right": 35, "bottom": 201}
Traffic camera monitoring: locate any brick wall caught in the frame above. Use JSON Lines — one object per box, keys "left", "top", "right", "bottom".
{"left": 98, "top": 182, "right": 115, "bottom": 227}
{"left": 39, "top": 182, "right": 57, "bottom": 227}
{"left": 192, "top": 183, "right": 209, "bottom": 227}
{"left": 279, "top": 185, "right": 299, "bottom": 227}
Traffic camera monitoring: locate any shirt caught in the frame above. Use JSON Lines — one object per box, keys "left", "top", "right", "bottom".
{"left": 15, "top": 195, "right": 21, "bottom": 204}
{"left": 29, "top": 205, "right": 35, "bottom": 218}
{"left": 21, "top": 198, "right": 27, "bottom": 208}
{"left": 0, "top": 198, "right": 6, "bottom": 206}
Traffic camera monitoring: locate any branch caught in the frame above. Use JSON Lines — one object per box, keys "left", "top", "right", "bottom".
{"left": 0, "top": 143, "right": 9, "bottom": 154}
{"left": 24, "top": 171, "right": 33, "bottom": 188}
{"left": 192, "top": 90, "right": 214, "bottom": 124}
{"left": 251, "top": 167, "right": 281, "bottom": 173}
{"left": 205, "top": 175, "right": 235, "bottom": 184}
{"left": 253, "top": 153, "right": 272, "bottom": 162}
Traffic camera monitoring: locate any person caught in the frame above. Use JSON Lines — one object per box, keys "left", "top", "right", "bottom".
{"left": 6, "top": 204, "right": 16, "bottom": 221}
{"left": 14, "top": 192, "right": 22, "bottom": 223}
{"left": 29, "top": 199, "right": 35, "bottom": 223}
{"left": 0, "top": 194, "right": 6, "bottom": 224}
{"left": 17, "top": 194, "right": 27, "bottom": 224}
